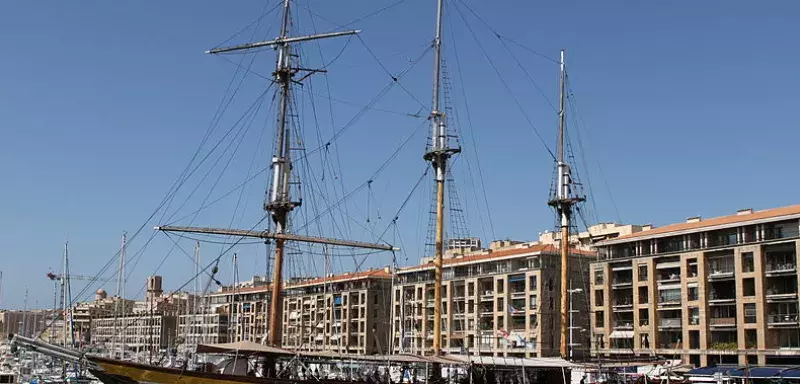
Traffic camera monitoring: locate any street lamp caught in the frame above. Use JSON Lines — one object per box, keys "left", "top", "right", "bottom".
{"left": 568, "top": 282, "right": 583, "bottom": 361}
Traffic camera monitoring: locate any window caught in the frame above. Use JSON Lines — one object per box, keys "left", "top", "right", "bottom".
{"left": 744, "top": 303, "right": 756, "bottom": 323}
{"left": 689, "top": 330, "right": 700, "bottom": 349}
{"left": 687, "top": 258, "right": 698, "bottom": 277}
{"left": 594, "top": 269, "right": 605, "bottom": 285}
{"left": 638, "top": 265, "right": 648, "bottom": 281}
{"left": 742, "top": 252, "right": 754, "bottom": 273}
{"left": 547, "top": 278, "right": 554, "bottom": 292}
{"left": 689, "top": 307, "right": 700, "bottom": 325}
{"left": 549, "top": 297, "right": 554, "bottom": 310}
{"left": 529, "top": 295, "right": 538, "bottom": 309}
{"left": 468, "top": 282, "right": 474, "bottom": 297}
{"left": 497, "top": 279, "right": 504, "bottom": 294}
{"left": 745, "top": 329, "right": 757, "bottom": 349}
{"left": 640, "top": 333, "right": 651, "bottom": 349}
{"left": 529, "top": 276, "right": 538, "bottom": 291}
{"left": 595, "top": 311, "right": 605, "bottom": 328}
{"left": 497, "top": 298, "right": 505, "bottom": 312}
{"left": 688, "top": 287, "right": 698, "bottom": 301}
{"left": 638, "top": 286, "right": 649, "bottom": 304}
{"left": 743, "top": 278, "right": 755, "bottom": 297}
{"left": 594, "top": 290, "right": 604, "bottom": 306}
{"left": 639, "top": 309, "right": 649, "bottom": 326}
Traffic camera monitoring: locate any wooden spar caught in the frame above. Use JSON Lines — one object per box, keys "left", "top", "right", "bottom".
{"left": 153, "top": 225, "right": 397, "bottom": 251}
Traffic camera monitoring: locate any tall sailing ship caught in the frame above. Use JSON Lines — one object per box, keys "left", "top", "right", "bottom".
{"left": 10, "top": 0, "right": 590, "bottom": 383}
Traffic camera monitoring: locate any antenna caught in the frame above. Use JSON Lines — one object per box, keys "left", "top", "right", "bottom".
{"left": 424, "top": 0, "right": 460, "bottom": 359}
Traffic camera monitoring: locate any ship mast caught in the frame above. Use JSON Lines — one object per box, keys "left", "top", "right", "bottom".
{"left": 548, "top": 49, "right": 584, "bottom": 359}
{"left": 424, "top": 0, "right": 460, "bottom": 357}
{"left": 156, "top": 0, "right": 386, "bottom": 350}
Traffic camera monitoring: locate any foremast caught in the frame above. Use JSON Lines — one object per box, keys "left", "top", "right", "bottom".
{"left": 548, "top": 49, "right": 584, "bottom": 360}
{"left": 424, "top": 0, "right": 460, "bottom": 357}
{"left": 156, "top": 0, "right": 391, "bottom": 351}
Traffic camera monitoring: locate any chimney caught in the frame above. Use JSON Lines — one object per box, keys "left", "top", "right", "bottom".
{"left": 642, "top": 224, "right": 653, "bottom": 231}
{"left": 383, "top": 266, "right": 391, "bottom": 274}
{"left": 737, "top": 208, "right": 753, "bottom": 216}
{"left": 686, "top": 216, "right": 701, "bottom": 224}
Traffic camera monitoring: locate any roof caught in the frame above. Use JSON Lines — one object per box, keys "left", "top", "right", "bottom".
{"left": 598, "top": 204, "right": 800, "bottom": 245}
{"left": 399, "top": 243, "right": 595, "bottom": 273}
{"left": 284, "top": 268, "right": 392, "bottom": 289}
{"left": 208, "top": 285, "right": 272, "bottom": 296}
{"left": 687, "top": 366, "right": 800, "bottom": 379}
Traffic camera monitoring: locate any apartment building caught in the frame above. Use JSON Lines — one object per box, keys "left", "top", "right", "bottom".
{"left": 206, "top": 285, "right": 270, "bottom": 344}
{"left": 281, "top": 269, "right": 393, "bottom": 355}
{"left": 392, "top": 241, "right": 594, "bottom": 358}
{"left": 177, "top": 313, "right": 229, "bottom": 355}
{"left": 591, "top": 205, "right": 800, "bottom": 367}
{"left": 539, "top": 223, "right": 644, "bottom": 251}
{"left": 91, "top": 314, "right": 177, "bottom": 354}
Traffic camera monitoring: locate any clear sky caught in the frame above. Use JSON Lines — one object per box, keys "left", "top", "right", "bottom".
{"left": 1, "top": 1, "right": 798, "bottom": 309}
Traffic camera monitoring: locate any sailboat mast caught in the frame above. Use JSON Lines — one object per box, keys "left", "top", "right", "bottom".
{"left": 425, "top": 0, "right": 459, "bottom": 357}
{"left": 266, "top": 0, "right": 297, "bottom": 348}
{"left": 555, "top": 49, "right": 574, "bottom": 359}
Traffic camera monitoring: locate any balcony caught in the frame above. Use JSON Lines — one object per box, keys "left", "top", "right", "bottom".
{"left": 658, "top": 318, "right": 682, "bottom": 329}
{"left": 707, "top": 267, "right": 735, "bottom": 280}
{"left": 612, "top": 297, "right": 634, "bottom": 309}
{"left": 708, "top": 291, "right": 736, "bottom": 304}
{"left": 766, "top": 288, "right": 798, "bottom": 302}
{"left": 709, "top": 317, "right": 736, "bottom": 327}
{"left": 480, "top": 291, "right": 494, "bottom": 301}
{"left": 768, "top": 313, "right": 799, "bottom": 326}
{"left": 766, "top": 262, "right": 797, "bottom": 276}
{"left": 612, "top": 277, "right": 633, "bottom": 288}
{"left": 614, "top": 322, "right": 634, "bottom": 330}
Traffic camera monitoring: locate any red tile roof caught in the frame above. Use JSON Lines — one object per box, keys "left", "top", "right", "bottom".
{"left": 399, "top": 243, "right": 595, "bottom": 272}
{"left": 603, "top": 204, "right": 800, "bottom": 243}
{"left": 284, "top": 269, "right": 392, "bottom": 289}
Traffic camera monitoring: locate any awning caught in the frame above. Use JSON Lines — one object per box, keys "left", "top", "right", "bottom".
{"left": 333, "top": 296, "right": 343, "bottom": 305}
{"left": 656, "top": 262, "right": 681, "bottom": 269}
{"left": 612, "top": 265, "right": 633, "bottom": 271}
{"left": 289, "top": 311, "right": 299, "bottom": 320}
{"left": 686, "top": 366, "right": 739, "bottom": 377}
{"left": 196, "top": 341, "right": 293, "bottom": 356}
{"left": 687, "top": 282, "right": 698, "bottom": 288}
{"left": 609, "top": 330, "right": 634, "bottom": 338}
{"left": 314, "top": 334, "right": 324, "bottom": 341}
{"left": 509, "top": 275, "right": 526, "bottom": 283}
{"left": 658, "top": 284, "right": 682, "bottom": 290}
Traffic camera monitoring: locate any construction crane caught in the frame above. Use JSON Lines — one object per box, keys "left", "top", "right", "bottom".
{"left": 46, "top": 272, "right": 115, "bottom": 283}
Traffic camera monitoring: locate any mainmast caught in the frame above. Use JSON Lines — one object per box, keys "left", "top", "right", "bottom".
{"left": 548, "top": 49, "right": 584, "bottom": 359}
{"left": 424, "top": 0, "right": 460, "bottom": 357}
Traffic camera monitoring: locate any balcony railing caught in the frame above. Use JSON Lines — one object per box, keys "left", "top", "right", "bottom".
{"left": 709, "top": 292, "right": 736, "bottom": 301}
{"left": 639, "top": 319, "right": 650, "bottom": 327}
{"left": 613, "top": 297, "right": 634, "bottom": 307}
{"left": 709, "top": 317, "right": 736, "bottom": 326}
{"left": 768, "top": 313, "right": 799, "bottom": 324}
{"left": 612, "top": 278, "right": 633, "bottom": 286}
{"left": 766, "top": 288, "right": 798, "bottom": 298}
{"left": 708, "top": 268, "right": 735, "bottom": 279}
{"left": 766, "top": 263, "right": 797, "bottom": 274}
{"left": 659, "top": 318, "right": 682, "bottom": 328}
{"left": 614, "top": 322, "right": 634, "bottom": 330}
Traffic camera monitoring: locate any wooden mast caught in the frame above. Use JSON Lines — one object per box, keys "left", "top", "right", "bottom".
{"left": 548, "top": 49, "right": 584, "bottom": 359}
{"left": 163, "top": 0, "right": 367, "bottom": 350}
{"left": 423, "top": 0, "right": 460, "bottom": 357}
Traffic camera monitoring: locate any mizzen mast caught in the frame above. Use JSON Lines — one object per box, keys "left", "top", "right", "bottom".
{"left": 424, "top": 0, "right": 460, "bottom": 357}
{"left": 548, "top": 49, "right": 584, "bottom": 359}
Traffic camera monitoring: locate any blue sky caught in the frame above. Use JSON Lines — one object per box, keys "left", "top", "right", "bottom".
{"left": 1, "top": 1, "right": 798, "bottom": 309}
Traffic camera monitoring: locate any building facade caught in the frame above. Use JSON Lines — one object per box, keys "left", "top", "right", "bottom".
{"left": 91, "top": 314, "right": 177, "bottom": 355}
{"left": 177, "top": 313, "right": 229, "bottom": 355}
{"left": 591, "top": 205, "right": 800, "bottom": 367}
{"left": 207, "top": 285, "right": 270, "bottom": 344}
{"left": 392, "top": 242, "right": 594, "bottom": 358}
{"left": 281, "top": 269, "right": 393, "bottom": 355}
